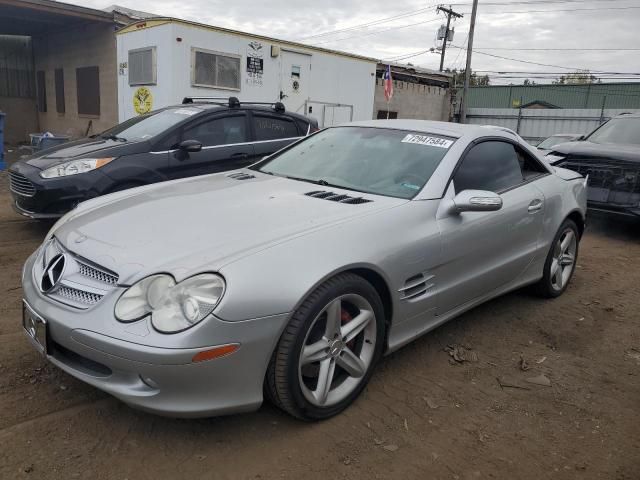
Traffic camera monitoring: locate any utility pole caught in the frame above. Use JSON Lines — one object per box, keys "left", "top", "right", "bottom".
{"left": 459, "top": 0, "right": 478, "bottom": 124}
{"left": 437, "top": 5, "right": 463, "bottom": 72}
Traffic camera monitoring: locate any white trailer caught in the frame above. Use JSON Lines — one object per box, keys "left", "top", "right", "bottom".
{"left": 116, "top": 18, "right": 377, "bottom": 127}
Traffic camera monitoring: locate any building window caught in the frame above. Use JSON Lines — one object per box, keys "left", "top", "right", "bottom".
{"left": 128, "top": 47, "right": 156, "bottom": 85}
{"left": 76, "top": 66, "right": 100, "bottom": 116}
{"left": 55, "top": 68, "right": 65, "bottom": 114}
{"left": 377, "top": 110, "right": 398, "bottom": 119}
{"left": 36, "top": 70, "right": 46, "bottom": 112}
{"left": 191, "top": 48, "right": 240, "bottom": 90}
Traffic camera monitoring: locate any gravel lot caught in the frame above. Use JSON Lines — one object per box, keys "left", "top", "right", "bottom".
{"left": 0, "top": 167, "right": 638, "bottom": 479}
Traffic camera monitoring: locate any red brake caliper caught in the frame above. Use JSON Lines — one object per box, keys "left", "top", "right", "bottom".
{"left": 340, "top": 308, "right": 357, "bottom": 349}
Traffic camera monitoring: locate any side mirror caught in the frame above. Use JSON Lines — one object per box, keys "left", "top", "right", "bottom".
{"left": 178, "top": 139, "right": 202, "bottom": 153}
{"left": 452, "top": 189, "right": 502, "bottom": 213}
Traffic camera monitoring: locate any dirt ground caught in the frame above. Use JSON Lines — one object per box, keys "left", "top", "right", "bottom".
{"left": 0, "top": 166, "right": 638, "bottom": 479}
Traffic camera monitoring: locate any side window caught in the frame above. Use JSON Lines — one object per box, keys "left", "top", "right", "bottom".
{"left": 453, "top": 141, "right": 524, "bottom": 193}
{"left": 253, "top": 114, "right": 298, "bottom": 141}
{"left": 516, "top": 148, "right": 547, "bottom": 180}
{"left": 183, "top": 115, "right": 248, "bottom": 147}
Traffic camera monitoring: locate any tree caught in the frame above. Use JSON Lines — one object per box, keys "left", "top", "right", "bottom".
{"left": 553, "top": 70, "right": 600, "bottom": 85}
{"left": 444, "top": 68, "right": 490, "bottom": 87}
{"left": 523, "top": 78, "right": 537, "bottom": 86}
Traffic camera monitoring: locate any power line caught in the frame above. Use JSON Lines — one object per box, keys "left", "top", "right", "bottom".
{"left": 295, "top": 6, "right": 435, "bottom": 41}
{"left": 449, "top": 46, "right": 618, "bottom": 73}
{"left": 310, "top": 18, "right": 441, "bottom": 46}
{"left": 384, "top": 49, "right": 434, "bottom": 61}
{"left": 455, "top": 5, "right": 640, "bottom": 13}
{"left": 450, "top": 0, "right": 635, "bottom": 5}
{"left": 472, "top": 47, "right": 640, "bottom": 51}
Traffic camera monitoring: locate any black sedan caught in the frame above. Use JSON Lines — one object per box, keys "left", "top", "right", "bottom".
{"left": 8, "top": 98, "right": 317, "bottom": 219}
{"left": 546, "top": 113, "right": 640, "bottom": 218}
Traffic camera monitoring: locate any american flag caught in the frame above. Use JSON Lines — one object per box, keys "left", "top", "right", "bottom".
{"left": 383, "top": 64, "right": 393, "bottom": 102}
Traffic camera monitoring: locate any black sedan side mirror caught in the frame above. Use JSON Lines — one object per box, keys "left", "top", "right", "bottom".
{"left": 178, "top": 139, "right": 203, "bottom": 153}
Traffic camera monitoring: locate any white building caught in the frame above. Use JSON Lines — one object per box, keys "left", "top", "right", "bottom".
{"left": 116, "top": 18, "right": 377, "bottom": 127}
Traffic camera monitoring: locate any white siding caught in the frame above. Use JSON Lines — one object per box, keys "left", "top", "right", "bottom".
{"left": 117, "top": 22, "right": 376, "bottom": 124}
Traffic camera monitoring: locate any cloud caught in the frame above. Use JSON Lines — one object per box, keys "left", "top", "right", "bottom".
{"left": 81, "top": 0, "right": 640, "bottom": 84}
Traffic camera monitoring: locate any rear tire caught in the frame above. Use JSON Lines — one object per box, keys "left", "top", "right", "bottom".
{"left": 265, "top": 273, "right": 385, "bottom": 421}
{"left": 535, "top": 219, "right": 580, "bottom": 298}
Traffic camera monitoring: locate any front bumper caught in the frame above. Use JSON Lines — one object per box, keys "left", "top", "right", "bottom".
{"left": 21, "top": 251, "right": 289, "bottom": 417}
{"left": 8, "top": 162, "right": 114, "bottom": 218}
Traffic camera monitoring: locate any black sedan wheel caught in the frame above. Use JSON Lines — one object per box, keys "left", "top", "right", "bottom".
{"left": 265, "top": 273, "right": 385, "bottom": 420}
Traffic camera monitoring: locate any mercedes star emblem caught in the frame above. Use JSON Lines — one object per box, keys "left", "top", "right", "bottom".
{"left": 40, "top": 254, "right": 66, "bottom": 293}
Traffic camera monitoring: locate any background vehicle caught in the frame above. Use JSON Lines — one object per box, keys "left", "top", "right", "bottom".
{"left": 536, "top": 133, "right": 582, "bottom": 153}
{"left": 22, "top": 121, "right": 586, "bottom": 421}
{"left": 8, "top": 97, "right": 318, "bottom": 219}
{"left": 546, "top": 113, "right": 640, "bottom": 217}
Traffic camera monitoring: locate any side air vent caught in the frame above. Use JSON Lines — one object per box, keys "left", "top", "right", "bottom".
{"left": 305, "top": 190, "right": 372, "bottom": 205}
{"left": 398, "top": 273, "right": 435, "bottom": 300}
{"left": 228, "top": 172, "right": 256, "bottom": 180}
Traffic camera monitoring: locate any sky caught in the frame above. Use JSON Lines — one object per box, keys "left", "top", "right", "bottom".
{"left": 80, "top": 0, "right": 640, "bottom": 85}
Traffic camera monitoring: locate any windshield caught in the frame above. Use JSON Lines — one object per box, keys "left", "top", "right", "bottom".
{"left": 538, "top": 135, "right": 577, "bottom": 149}
{"left": 586, "top": 117, "right": 640, "bottom": 146}
{"left": 253, "top": 126, "right": 455, "bottom": 199}
{"left": 98, "top": 107, "right": 205, "bottom": 142}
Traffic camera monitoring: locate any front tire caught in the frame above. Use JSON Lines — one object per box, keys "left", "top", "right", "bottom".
{"left": 265, "top": 273, "right": 385, "bottom": 420}
{"left": 535, "top": 219, "right": 580, "bottom": 298}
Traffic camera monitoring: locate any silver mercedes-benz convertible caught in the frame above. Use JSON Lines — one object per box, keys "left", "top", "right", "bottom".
{"left": 21, "top": 120, "right": 587, "bottom": 420}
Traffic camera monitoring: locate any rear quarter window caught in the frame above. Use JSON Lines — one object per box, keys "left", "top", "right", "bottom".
{"left": 253, "top": 115, "right": 299, "bottom": 141}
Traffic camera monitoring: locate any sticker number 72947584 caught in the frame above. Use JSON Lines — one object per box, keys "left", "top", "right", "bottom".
{"left": 401, "top": 134, "right": 454, "bottom": 148}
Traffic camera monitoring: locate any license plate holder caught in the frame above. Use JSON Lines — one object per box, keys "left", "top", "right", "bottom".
{"left": 22, "top": 301, "right": 47, "bottom": 356}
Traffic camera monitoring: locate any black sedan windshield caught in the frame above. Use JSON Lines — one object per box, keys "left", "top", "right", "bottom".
{"left": 99, "top": 107, "right": 205, "bottom": 142}
{"left": 587, "top": 117, "right": 640, "bottom": 146}
{"left": 254, "top": 126, "right": 455, "bottom": 199}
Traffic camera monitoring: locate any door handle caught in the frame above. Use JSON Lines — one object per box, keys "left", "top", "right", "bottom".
{"left": 528, "top": 199, "right": 544, "bottom": 213}
{"left": 231, "top": 153, "right": 249, "bottom": 159}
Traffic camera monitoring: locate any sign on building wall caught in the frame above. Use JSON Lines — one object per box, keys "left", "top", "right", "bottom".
{"left": 246, "top": 41, "right": 264, "bottom": 86}
{"left": 133, "top": 86, "right": 153, "bottom": 115}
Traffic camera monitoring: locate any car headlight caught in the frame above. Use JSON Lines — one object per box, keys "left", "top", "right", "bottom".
{"left": 40, "top": 157, "right": 115, "bottom": 178}
{"left": 115, "top": 273, "right": 225, "bottom": 333}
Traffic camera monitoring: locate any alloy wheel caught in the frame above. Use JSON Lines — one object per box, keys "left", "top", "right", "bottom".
{"left": 550, "top": 228, "right": 577, "bottom": 291}
{"left": 298, "top": 294, "right": 377, "bottom": 407}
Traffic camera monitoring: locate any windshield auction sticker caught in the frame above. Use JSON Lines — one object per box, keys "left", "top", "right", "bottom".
{"left": 401, "top": 134, "right": 453, "bottom": 148}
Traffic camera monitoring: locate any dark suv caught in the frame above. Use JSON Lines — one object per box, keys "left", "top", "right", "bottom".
{"left": 8, "top": 97, "right": 318, "bottom": 219}
{"left": 546, "top": 113, "right": 640, "bottom": 218}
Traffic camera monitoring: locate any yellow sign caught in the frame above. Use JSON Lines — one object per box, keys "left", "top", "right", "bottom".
{"left": 133, "top": 87, "right": 153, "bottom": 115}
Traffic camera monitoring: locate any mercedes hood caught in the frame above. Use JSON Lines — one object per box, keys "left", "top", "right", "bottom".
{"left": 51, "top": 171, "right": 405, "bottom": 283}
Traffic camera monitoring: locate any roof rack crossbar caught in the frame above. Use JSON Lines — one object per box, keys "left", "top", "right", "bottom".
{"left": 181, "top": 96, "right": 285, "bottom": 112}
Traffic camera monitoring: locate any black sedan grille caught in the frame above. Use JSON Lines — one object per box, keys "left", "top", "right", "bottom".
{"left": 8, "top": 171, "right": 36, "bottom": 197}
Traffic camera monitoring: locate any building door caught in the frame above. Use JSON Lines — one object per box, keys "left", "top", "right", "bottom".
{"left": 279, "top": 51, "right": 311, "bottom": 114}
